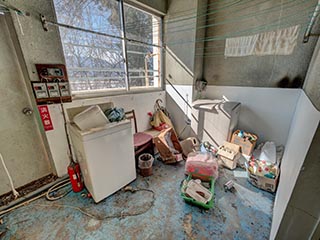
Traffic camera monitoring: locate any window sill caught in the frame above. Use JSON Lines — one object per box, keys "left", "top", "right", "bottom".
{"left": 71, "top": 87, "right": 163, "bottom": 100}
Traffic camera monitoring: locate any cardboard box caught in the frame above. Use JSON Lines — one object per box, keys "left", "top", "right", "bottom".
{"left": 231, "top": 130, "right": 258, "bottom": 156}
{"left": 217, "top": 141, "right": 241, "bottom": 170}
{"left": 247, "top": 171, "right": 279, "bottom": 193}
{"left": 154, "top": 128, "right": 183, "bottom": 164}
{"left": 246, "top": 144, "right": 283, "bottom": 193}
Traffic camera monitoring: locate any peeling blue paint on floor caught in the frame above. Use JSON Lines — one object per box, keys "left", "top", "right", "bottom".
{"left": 1, "top": 160, "right": 274, "bottom": 239}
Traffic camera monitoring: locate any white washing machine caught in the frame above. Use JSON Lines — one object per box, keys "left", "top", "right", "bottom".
{"left": 69, "top": 120, "right": 136, "bottom": 203}
{"left": 191, "top": 99, "right": 241, "bottom": 148}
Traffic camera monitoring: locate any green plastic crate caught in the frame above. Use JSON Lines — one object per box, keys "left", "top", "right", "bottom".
{"left": 180, "top": 174, "right": 215, "bottom": 209}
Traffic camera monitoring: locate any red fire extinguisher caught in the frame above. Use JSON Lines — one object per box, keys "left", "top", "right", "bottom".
{"left": 68, "top": 162, "right": 84, "bottom": 192}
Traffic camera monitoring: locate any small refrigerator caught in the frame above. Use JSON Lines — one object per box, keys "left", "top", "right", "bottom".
{"left": 191, "top": 99, "right": 241, "bottom": 148}
{"left": 69, "top": 120, "right": 136, "bottom": 203}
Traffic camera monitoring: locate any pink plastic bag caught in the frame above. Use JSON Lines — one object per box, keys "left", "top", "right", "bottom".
{"left": 185, "top": 152, "right": 219, "bottom": 181}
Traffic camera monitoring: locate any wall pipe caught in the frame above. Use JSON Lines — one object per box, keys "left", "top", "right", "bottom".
{"left": 303, "top": 1, "right": 320, "bottom": 43}
{"left": 0, "top": 153, "right": 19, "bottom": 199}
{"left": 40, "top": 15, "right": 162, "bottom": 49}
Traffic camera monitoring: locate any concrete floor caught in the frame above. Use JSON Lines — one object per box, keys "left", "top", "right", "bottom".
{"left": 1, "top": 159, "right": 274, "bottom": 240}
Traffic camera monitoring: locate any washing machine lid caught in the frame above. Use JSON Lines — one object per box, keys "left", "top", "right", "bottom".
{"left": 192, "top": 99, "right": 240, "bottom": 115}
{"left": 69, "top": 119, "right": 131, "bottom": 141}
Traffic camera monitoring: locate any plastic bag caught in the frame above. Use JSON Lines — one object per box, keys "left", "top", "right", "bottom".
{"left": 259, "top": 141, "right": 276, "bottom": 164}
{"left": 185, "top": 152, "right": 219, "bottom": 181}
{"left": 150, "top": 99, "right": 173, "bottom": 129}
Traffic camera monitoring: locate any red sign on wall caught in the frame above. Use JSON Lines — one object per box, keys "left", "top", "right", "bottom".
{"left": 38, "top": 105, "right": 54, "bottom": 131}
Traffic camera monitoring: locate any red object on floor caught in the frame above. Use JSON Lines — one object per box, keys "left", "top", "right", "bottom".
{"left": 68, "top": 163, "right": 84, "bottom": 192}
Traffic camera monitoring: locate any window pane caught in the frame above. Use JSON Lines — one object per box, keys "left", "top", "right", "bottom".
{"left": 124, "top": 4, "right": 161, "bottom": 88}
{"left": 60, "top": 28, "right": 126, "bottom": 91}
{"left": 127, "top": 43, "right": 161, "bottom": 87}
{"left": 54, "top": 0, "right": 126, "bottom": 92}
{"left": 53, "top": 0, "right": 162, "bottom": 93}
{"left": 54, "top": 0, "right": 121, "bottom": 36}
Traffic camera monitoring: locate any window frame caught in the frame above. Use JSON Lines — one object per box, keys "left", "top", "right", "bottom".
{"left": 54, "top": 0, "right": 164, "bottom": 99}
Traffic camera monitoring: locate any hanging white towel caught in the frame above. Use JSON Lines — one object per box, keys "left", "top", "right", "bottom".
{"left": 224, "top": 35, "right": 258, "bottom": 57}
{"left": 224, "top": 25, "right": 300, "bottom": 57}
{"left": 255, "top": 25, "right": 300, "bottom": 56}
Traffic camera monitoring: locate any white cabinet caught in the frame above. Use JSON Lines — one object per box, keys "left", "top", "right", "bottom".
{"left": 69, "top": 120, "right": 136, "bottom": 203}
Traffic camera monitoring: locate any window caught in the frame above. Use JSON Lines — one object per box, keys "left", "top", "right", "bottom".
{"left": 124, "top": 4, "right": 161, "bottom": 89}
{"left": 53, "top": 0, "right": 162, "bottom": 94}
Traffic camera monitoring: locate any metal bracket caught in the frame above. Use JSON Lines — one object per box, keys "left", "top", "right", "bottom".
{"left": 303, "top": 33, "right": 320, "bottom": 43}
{"left": 303, "top": 0, "right": 320, "bottom": 43}
{"left": 303, "top": 35, "right": 310, "bottom": 44}
{"left": 40, "top": 14, "right": 48, "bottom": 31}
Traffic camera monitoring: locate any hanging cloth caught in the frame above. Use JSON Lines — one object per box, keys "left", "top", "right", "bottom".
{"left": 255, "top": 25, "right": 300, "bottom": 56}
{"left": 225, "top": 34, "right": 258, "bottom": 57}
{"left": 104, "top": 107, "right": 125, "bottom": 122}
{"left": 224, "top": 25, "right": 300, "bottom": 57}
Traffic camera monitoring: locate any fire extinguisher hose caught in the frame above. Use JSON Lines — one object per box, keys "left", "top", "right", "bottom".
{"left": 34, "top": 186, "right": 155, "bottom": 221}
{"left": 0, "top": 179, "right": 155, "bottom": 221}
{"left": 0, "top": 178, "right": 71, "bottom": 216}
{"left": 45, "top": 179, "right": 72, "bottom": 201}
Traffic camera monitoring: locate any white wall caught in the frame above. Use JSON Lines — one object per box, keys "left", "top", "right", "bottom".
{"left": 166, "top": 85, "right": 193, "bottom": 118}
{"left": 270, "top": 91, "right": 320, "bottom": 240}
{"left": 166, "top": 85, "right": 194, "bottom": 139}
{"left": 164, "top": 47, "right": 194, "bottom": 121}
{"left": 165, "top": 46, "right": 195, "bottom": 139}
{"left": 47, "top": 91, "right": 165, "bottom": 177}
{"left": 204, "top": 86, "right": 301, "bottom": 146}
{"left": 304, "top": 38, "right": 320, "bottom": 110}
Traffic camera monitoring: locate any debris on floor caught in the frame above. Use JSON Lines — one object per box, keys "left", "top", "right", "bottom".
{"left": 217, "top": 141, "right": 241, "bottom": 170}
{"left": 154, "top": 127, "right": 183, "bottom": 164}
{"left": 0, "top": 174, "right": 57, "bottom": 207}
{"left": 180, "top": 137, "right": 200, "bottom": 157}
{"left": 187, "top": 129, "right": 285, "bottom": 195}
{"left": 246, "top": 142, "right": 284, "bottom": 192}
{"left": 201, "top": 141, "right": 217, "bottom": 153}
{"left": 224, "top": 180, "right": 235, "bottom": 192}
{"left": 231, "top": 130, "right": 258, "bottom": 156}
{"left": 181, "top": 174, "right": 215, "bottom": 209}
{"left": 183, "top": 178, "right": 213, "bottom": 204}
{"left": 0, "top": 218, "right": 9, "bottom": 239}
{"left": 182, "top": 148, "right": 217, "bottom": 209}
{"left": 1, "top": 159, "right": 274, "bottom": 239}
{"left": 185, "top": 151, "right": 219, "bottom": 181}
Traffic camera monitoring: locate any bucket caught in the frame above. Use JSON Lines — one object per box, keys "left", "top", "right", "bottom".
{"left": 138, "top": 153, "right": 154, "bottom": 177}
